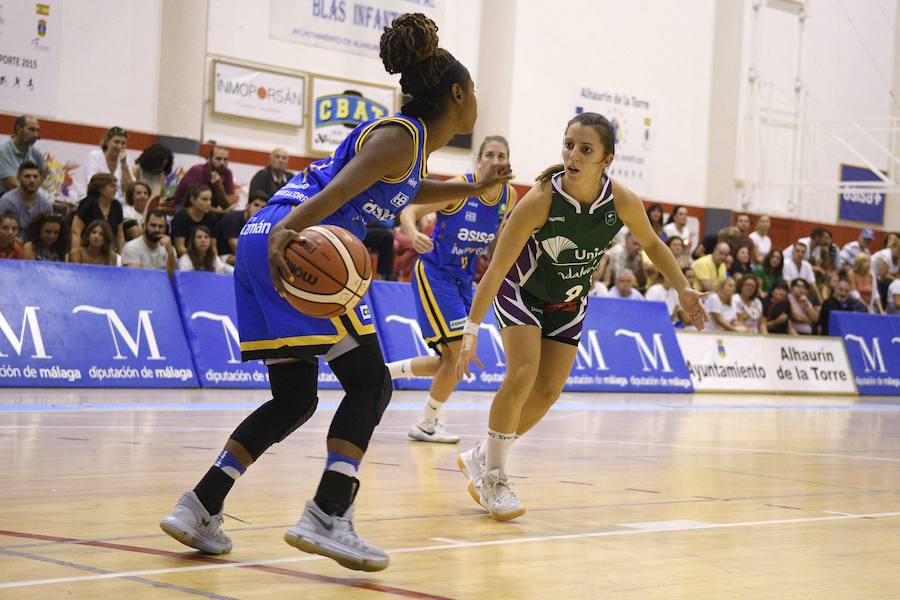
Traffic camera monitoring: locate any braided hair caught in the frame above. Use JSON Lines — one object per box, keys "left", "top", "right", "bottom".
{"left": 380, "top": 13, "right": 469, "bottom": 119}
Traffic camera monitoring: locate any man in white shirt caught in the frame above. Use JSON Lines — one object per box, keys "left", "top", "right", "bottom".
{"left": 608, "top": 269, "right": 644, "bottom": 300}
{"left": 871, "top": 242, "right": 900, "bottom": 279}
{"left": 748, "top": 214, "right": 771, "bottom": 263}
{"left": 887, "top": 277, "right": 900, "bottom": 313}
{"left": 782, "top": 242, "right": 819, "bottom": 302}
{"left": 784, "top": 227, "right": 825, "bottom": 260}
{"left": 122, "top": 210, "right": 176, "bottom": 276}
{"left": 645, "top": 279, "right": 678, "bottom": 322}
{"left": 839, "top": 229, "right": 875, "bottom": 269}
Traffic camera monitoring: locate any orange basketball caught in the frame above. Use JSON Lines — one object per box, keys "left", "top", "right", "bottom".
{"left": 281, "top": 225, "right": 372, "bottom": 318}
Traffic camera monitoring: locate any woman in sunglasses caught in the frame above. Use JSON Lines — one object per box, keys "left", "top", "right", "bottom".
{"left": 84, "top": 126, "right": 133, "bottom": 200}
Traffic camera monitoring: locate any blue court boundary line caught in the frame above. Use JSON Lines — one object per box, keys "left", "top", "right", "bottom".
{"left": 1, "top": 401, "right": 899, "bottom": 413}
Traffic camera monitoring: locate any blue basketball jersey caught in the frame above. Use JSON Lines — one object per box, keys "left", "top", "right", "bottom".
{"left": 421, "top": 173, "right": 509, "bottom": 280}
{"left": 266, "top": 113, "right": 428, "bottom": 240}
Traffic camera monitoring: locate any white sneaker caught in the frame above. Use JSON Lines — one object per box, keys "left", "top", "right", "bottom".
{"left": 159, "top": 491, "right": 232, "bottom": 554}
{"left": 479, "top": 468, "right": 526, "bottom": 521}
{"left": 456, "top": 442, "right": 486, "bottom": 506}
{"left": 408, "top": 418, "right": 460, "bottom": 444}
{"left": 284, "top": 500, "right": 389, "bottom": 572}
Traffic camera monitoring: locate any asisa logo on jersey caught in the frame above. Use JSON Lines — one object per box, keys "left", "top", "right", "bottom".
{"left": 361, "top": 201, "right": 395, "bottom": 221}
{"left": 457, "top": 228, "right": 495, "bottom": 244}
{"left": 389, "top": 192, "right": 409, "bottom": 208}
{"left": 314, "top": 94, "right": 390, "bottom": 128}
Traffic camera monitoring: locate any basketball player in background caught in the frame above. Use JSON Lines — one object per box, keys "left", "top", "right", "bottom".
{"left": 387, "top": 135, "right": 517, "bottom": 443}
{"left": 160, "top": 13, "right": 510, "bottom": 571}
{"left": 456, "top": 112, "right": 708, "bottom": 520}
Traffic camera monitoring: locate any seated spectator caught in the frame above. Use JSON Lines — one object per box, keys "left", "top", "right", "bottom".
{"left": 72, "top": 173, "right": 125, "bottom": 253}
{"left": 729, "top": 245, "right": 752, "bottom": 279}
{"left": 887, "top": 276, "right": 900, "bottom": 314}
{"left": 645, "top": 203, "right": 667, "bottom": 240}
{"left": 67, "top": 219, "right": 118, "bottom": 266}
{"left": 753, "top": 248, "right": 784, "bottom": 296}
{"left": 818, "top": 278, "right": 867, "bottom": 334}
{"left": 170, "top": 144, "right": 236, "bottom": 213}
{"left": 0, "top": 161, "right": 52, "bottom": 238}
{"left": 734, "top": 213, "right": 755, "bottom": 257}
{"left": 645, "top": 269, "right": 678, "bottom": 323}
{"left": 693, "top": 226, "right": 741, "bottom": 260}
{"left": 606, "top": 232, "right": 646, "bottom": 288}
{"left": 0, "top": 213, "right": 23, "bottom": 259}
{"left": 839, "top": 229, "right": 874, "bottom": 270}
{"left": 249, "top": 148, "right": 294, "bottom": 200}
{"left": 216, "top": 192, "right": 268, "bottom": 265}
{"left": 22, "top": 212, "right": 67, "bottom": 262}
{"left": 172, "top": 185, "right": 218, "bottom": 256}
{"left": 691, "top": 242, "right": 729, "bottom": 292}
{"left": 819, "top": 271, "right": 840, "bottom": 305}
{"left": 749, "top": 214, "right": 771, "bottom": 264}
{"left": 122, "top": 181, "right": 152, "bottom": 229}
{"left": 665, "top": 236, "right": 691, "bottom": 269}
{"left": 84, "top": 126, "right": 133, "bottom": 200}
{"left": 0, "top": 115, "right": 46, "bottom": 195}
{"left": 764, "top": 282, "right": 791, "bottom": 334}
{"left": 363, "top": 221, "right": 396, "bottom": 280}
{"left": 676, "top": 267, "right": 698, "bottom": 326}
{"left": 178, "top": 225, "right": 226, "bottom": 274}
{"left": 132, "top": 143, "right": 174, "bottom": 199}
{"left": 811, "top": 228, "right": 839, "bottom": 271}
{"left": 662, "top": 205, "right": 694, "bottom": 250}
{"left": 122, "top": 209, "right": 176, "bottom": 275}
{"left": 608, "top": 269, "right": 644, "bottom": 300}
{"left": 787, "top": 278, "right": 819, "bottom": 335}
{"left": 784, "top": 227, "right": 825, "bottom": 260}
{"left": 782, "top": 242, "right": 819, "bottom": 302}
{"left": 871, "top": 238, "right": 900, "bottom": 307}
{"left": 704, "top": 277, "right": 746, "bottom": 331}
{"left": 732, "top": 274, "right": 765, "bottom": 333}
{"left": 848, "top": 254, "right": 883, "bottom": 313}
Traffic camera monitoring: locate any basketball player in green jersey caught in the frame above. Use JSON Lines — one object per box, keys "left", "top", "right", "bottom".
{"left": 456, "top": 112, "right": 709, "bottom": 520}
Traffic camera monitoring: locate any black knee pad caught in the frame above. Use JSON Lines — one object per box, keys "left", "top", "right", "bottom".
{"left": 231, "top": 360, "right": 319, "bottom": 459}
{"left": 327, "top": 344, "right": 393, "bottom": 452}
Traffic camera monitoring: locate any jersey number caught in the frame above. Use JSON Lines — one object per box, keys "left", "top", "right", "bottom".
{"left": 564, "top": 285, "right": 583, "bottom": 302}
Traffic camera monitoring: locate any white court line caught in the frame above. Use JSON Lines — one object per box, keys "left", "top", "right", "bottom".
{"left": 428, "top": 537, "right": 467, "bottom": 544}
{"left": 2, "top": 511, "right": 899, "bottom": 591}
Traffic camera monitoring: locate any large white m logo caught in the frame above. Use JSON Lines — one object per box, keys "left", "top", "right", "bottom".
{"left": 0, "top": 306, "right": 51, "bottom": 358}
{"left": 614, "top": 329, "right": 673, "bottom": 372}
{"left": 191, "top": 311, "right": 240, "bottom": 364}
{"left": 574, "top": 330, "right": 608, "bottom": 371}
{"left": 72, "top": 306, "right": 165, "bottom": 360}
{"left": 843, "top": 334, "right": 888, "bottom": 373}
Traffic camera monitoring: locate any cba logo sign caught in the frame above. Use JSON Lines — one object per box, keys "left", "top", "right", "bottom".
{"left": 315, "top": 93, "right": 389, "bottom": 128}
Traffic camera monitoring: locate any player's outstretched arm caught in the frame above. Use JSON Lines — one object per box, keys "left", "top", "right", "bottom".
{"left": 413, "top": 164, "right": 512, "bottom": 205}
{"left": 268, "top": 127, "right": 415, "bottom": 295}
{"left": 456, "top": 182, "right": 550, "bottom": 378}
{"left": 612, "top": 180, "right": 709, "bottom": 330}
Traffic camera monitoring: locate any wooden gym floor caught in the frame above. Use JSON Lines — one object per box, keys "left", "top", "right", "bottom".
{"left": 1, "top": 388, "right": 899, "bottom": 599}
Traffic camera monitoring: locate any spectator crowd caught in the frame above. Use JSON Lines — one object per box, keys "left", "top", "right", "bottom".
{"left": 2, "top": 113, "right": 899, "bottom": 340}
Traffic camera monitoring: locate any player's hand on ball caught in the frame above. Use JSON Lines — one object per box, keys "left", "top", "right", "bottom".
{"left": 412, "top": 231, "right": 433, "bottom": 254}
{"left": 678, "top": 288, "right": 710, "bottom": 331}
{"left": 456, "top": 333, "right": 483, "bottom": 380}
{"left": 268, "top": 225, "right": 305, "bottom": 298}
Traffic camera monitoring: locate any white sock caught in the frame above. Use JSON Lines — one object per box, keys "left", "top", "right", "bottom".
{"left": 420, "top": 396, "right": 443, "bottom": 422}
{"left": 485, "top": 429, "right": 516, "bottom": 477}
{"left": 386, "top": 358, "right": 413, "bottom": 380}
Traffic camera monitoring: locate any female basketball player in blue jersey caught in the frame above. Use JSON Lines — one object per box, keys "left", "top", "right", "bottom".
{"left": 455, "top": 112, "right": 708, "bottom": 521}
{"left": 386, "top": 136, "right": 517, "bottom": 443}
{"left": 161, "top": 14, "right": 510, "bottom": 571}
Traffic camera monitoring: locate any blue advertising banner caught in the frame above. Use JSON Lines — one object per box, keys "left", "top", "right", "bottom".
{"left": 368, "top": 281, "right": 693, "bottom": 393}
{"left": 173, "top": 271, "right": 342, "bottom": 390}
{"left": 0, "top": 261, "right": 197, "bottom": 387}
{"left": 368, "top": 280, "right": 507, "bottom": 391}
{"left": 838, "top": 164, "right": 886, "bottom": 225}
{"left": 829, "top": 312, "right": 900, "bottom": 395}
{"left": 567, "top": 297, "right": 693, "bottom": 393}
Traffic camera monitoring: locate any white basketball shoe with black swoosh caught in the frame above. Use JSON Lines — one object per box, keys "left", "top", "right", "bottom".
{"left": 284, "top": 500, "right": 389, "bottom": 571}
{"left": 159, "top": 491, "right": 232, "bottom": 554}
